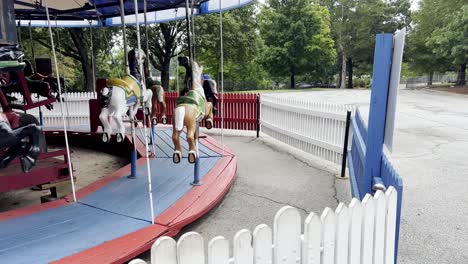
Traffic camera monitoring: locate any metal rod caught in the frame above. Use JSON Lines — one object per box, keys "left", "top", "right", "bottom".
{"left": 119, "top": 0, "right": 129, "bottom": 74}
{"left": 133, "top": 0, "right": 156, "bottom": 225}
{"left": 17, "top": 21, "right": 22, "bottom": 50}
{"left": 256, "top": 94, "right": 260, "bottom": 138}
{"left": 190, "top": 0, "right": 196, "bottom": 60}
{"left": 192, "top": 123, "right": 201, "bottom": 185}
{"left": 144, "top": 0, "right": 150, "bottom": 77}
{"left": 44, "top": 0, "right": 77, "bottom": 202}
{"left": 184, "top": 0, "right": 192, "bottom": 62}
{"left": 28, "top": 21, "right": 36, "bottom": 71}
{"left": 89, "top": 21, "right": 96, "bottom": 93}
{"left": 341, "top": 110, "right": 352, "bottom": 178}
{"left": 219, "top": 2, "right": 225, "bottom": 154}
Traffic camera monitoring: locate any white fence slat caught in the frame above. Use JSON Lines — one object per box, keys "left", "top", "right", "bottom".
{"left": 260, "top": 95, "right": 353, "bottom": 165}
{"left": 234, "top": 229, "right": 254, "bottom": 264}
{"left": 373, "top": 190, "right": 387, "bottom": 264}
{"left": 136, "top": 190, "right": 399, "bottom": 264}
{"left": 129, "top": 259, "right": 147, "bottom": 264}
{"left": 274, "top": 206, "right": 302, "bottom": 264}
{"left": 335, "top": 203, "right": 350, "bottom": 264}
{"left": 361, "top": 194, "right": 376, "bottom": 264}
{"left": 320, "top": 208, "right": 336, "bottom": 264}
{"left": 302, "top": 212, "right": 321, "bottom": 264}
{"left": 385, "top": 187, "right": 398, "bottom": 264}
{"left": 208, "top": 236, "right": 230, "bottom": 264}
{"left": 348, "top": 198, "right": 363, "bottom": 264}
{"left": 253, "top": 224, "right": 273, "bottom": 264}
{"left": 177, "top": 232, "right": 205, "bottom": 264}
{"left": 151, "top": 236, "right": 177, "bottom": 264}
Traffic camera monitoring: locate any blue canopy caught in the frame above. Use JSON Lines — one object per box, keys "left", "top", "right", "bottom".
{"left": 14, "top": 0, "right": 253, "bottom": 27}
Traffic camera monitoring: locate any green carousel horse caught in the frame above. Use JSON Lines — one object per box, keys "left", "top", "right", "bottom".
{"left": 172, "top": 58, "right": 213, "bottom": 164}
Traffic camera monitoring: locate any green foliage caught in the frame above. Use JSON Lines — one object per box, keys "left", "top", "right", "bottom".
{"left": 407, "top": 0, "right": 467, "bottom": 76}
{"left": 195, "top": 2, "right": 268, "bottom": 91}
{"left": 259, "top": 0, "right": 336, "bottom": 84}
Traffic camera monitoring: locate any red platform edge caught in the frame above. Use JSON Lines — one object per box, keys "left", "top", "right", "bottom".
{"left": 0, "top": 130, "right": 237, "bottom": 264}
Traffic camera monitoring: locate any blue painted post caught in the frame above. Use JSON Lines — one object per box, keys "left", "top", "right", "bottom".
{"left": 362, "top": 34, "right": 394, "bottom": 199}
{"left": 192, "top": 123, "right": 202, "bottom": 186}
{"left": 128, "top": 122, "right": 137, "bottom": 179}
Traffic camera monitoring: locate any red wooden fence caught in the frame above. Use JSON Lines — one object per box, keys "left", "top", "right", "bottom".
{"left": 157, "top": 92, "right": 259, "bottom": 131}
{"left": 90, "top": 82, "right": 259, "bottom": 133}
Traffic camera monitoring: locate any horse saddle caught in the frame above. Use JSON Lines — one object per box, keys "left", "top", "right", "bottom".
{"left": 106, "top": 75, "right": 143, "bottom": 104}
{"left": 176, "top": 90, "right": 206, "bottom": 120}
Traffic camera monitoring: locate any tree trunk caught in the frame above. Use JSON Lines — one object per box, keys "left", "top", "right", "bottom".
{"left": 69, "top": 29, "right": 94, "bottom": 92}
{"left": 347, "top": 57, "right": 353, "bottom": 89}
{"left": 290, "top": 72, "right": 295, "bottom": 89}
{"left": 340, "top": 52, "right": 346, "bottom": 89}
{"left": 456, "top": 63, "right": 466, "bottom": 86}
{"left": 81, "top": 61, "right": 94, "bottom": 92}
{"left": 428, "top": 71, "right": 434, "bottom": 86}
{"left": 160, "top": 58, "right": 171, "bottom": 91}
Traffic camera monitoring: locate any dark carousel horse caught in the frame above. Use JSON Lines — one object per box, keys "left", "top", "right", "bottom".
{"left": 0, "top": 45, "right": 61, "bottom": 110}
{"left": 0, "top": 111, "right": 42, "bottom": 173}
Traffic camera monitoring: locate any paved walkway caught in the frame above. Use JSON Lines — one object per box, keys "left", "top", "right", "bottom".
{"left": 177, "top": 135, "right": 340, "bottom": 242}
{"left": 271, "top": 88, "right": 468, "bottom": 264}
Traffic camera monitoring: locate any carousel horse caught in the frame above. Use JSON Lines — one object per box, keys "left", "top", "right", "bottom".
{"left": 172, "top": 57, "right": 214, "bottom": 164}
{"left": 0, "top": 45, "right": 57, "bottom": 109}
{"left": 202, "top": 74, "right": 219, "bottom": 115}
{"left": 146, "top": 77, "right": 167, "bottom": 125}
{"left": 0, "top": 111, "right": 42, "bottom": 173}
{"left": 99, "top": 75, "right": 153, "bottom": 143}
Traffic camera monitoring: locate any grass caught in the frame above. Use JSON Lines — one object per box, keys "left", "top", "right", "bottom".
{"left": 226, "top": 87, "right": 330, "bottom": 94}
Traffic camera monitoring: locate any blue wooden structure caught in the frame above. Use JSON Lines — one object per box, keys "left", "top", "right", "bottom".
{"left": 347, "top": 34, "right": 404, "bottom": 263}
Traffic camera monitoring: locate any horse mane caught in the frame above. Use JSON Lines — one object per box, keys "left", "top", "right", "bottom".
{"left": 191, "top": 61, "right": 204, "bottom": 96}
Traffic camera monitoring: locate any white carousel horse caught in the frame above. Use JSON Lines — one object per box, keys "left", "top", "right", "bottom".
{"left": 99, "top": 75, "right": 153, "bottom": 143}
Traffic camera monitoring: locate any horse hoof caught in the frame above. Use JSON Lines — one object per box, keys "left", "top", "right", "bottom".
{"left": 102, "top": 133, "right": 110, "bottom": 143}
{"left": 151, "top": 117, "right": 158, "bottom": 127}
{"left": 188, "top": 151, "right": 197, "bottom": 164}
{"left": 162, "top": 116, "right": 167, "bottom": 124}
{"left": 116, "top": 133, "right": 124, "bottom": 143}
{"left": 173, "top": 152, "right": 181, "bottom": 164}
{"left": 206, "top": 119, "right": 213, "bottom": 130}
{"left": 20, "top": 155, "right": 36, "bottom": 173}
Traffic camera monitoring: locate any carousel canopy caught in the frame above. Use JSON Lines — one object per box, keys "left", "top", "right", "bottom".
{"left": 14, "top": 0, "right": 253, "bottom": 27}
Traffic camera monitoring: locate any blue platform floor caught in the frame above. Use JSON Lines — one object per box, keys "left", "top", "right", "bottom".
{"left": 0, "top": 128, "right": 221, "bottom": 264}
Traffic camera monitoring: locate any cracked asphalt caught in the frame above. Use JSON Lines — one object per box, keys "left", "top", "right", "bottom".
{"left": 177, "top": 135, "right": 340, "bottom": 243}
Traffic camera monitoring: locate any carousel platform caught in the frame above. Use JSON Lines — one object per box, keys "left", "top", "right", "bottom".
{"left": 0, "top": 127, "right": 237, "bottom": 264}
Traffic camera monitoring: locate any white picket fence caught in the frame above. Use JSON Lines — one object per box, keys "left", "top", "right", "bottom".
{"left": 9, "top": 92, "right": 96, "bottom": 127}
{"left": 131, "top": 187, "right": 397, "bottom": 264}
{"left": 260, "top": 94, "right": 353, "bottom": 164}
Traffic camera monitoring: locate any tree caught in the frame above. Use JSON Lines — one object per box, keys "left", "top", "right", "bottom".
{"left": 322, "top": 0, "right": 411, "bottom": 88}
{"left": 408, "top": 0, "right": 467, "bottom": 86}
{"left": 129, "top": 21, "right": 186, "bottom": 90}
{"left": 259, "top": 0, "right": 336, "bottom": 88}
{"left": 21, "top": 27, "right": 117, "bottom": 92}
{"left": 195, "top": 1, "right": 268, "bottom": 90}
{"left": 425, "top": 2, "right": 467, "bottom": 86}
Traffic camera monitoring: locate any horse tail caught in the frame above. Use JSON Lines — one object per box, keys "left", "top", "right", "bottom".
{"left": 174, "top": 106, "right": 185, "bottom": 131}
